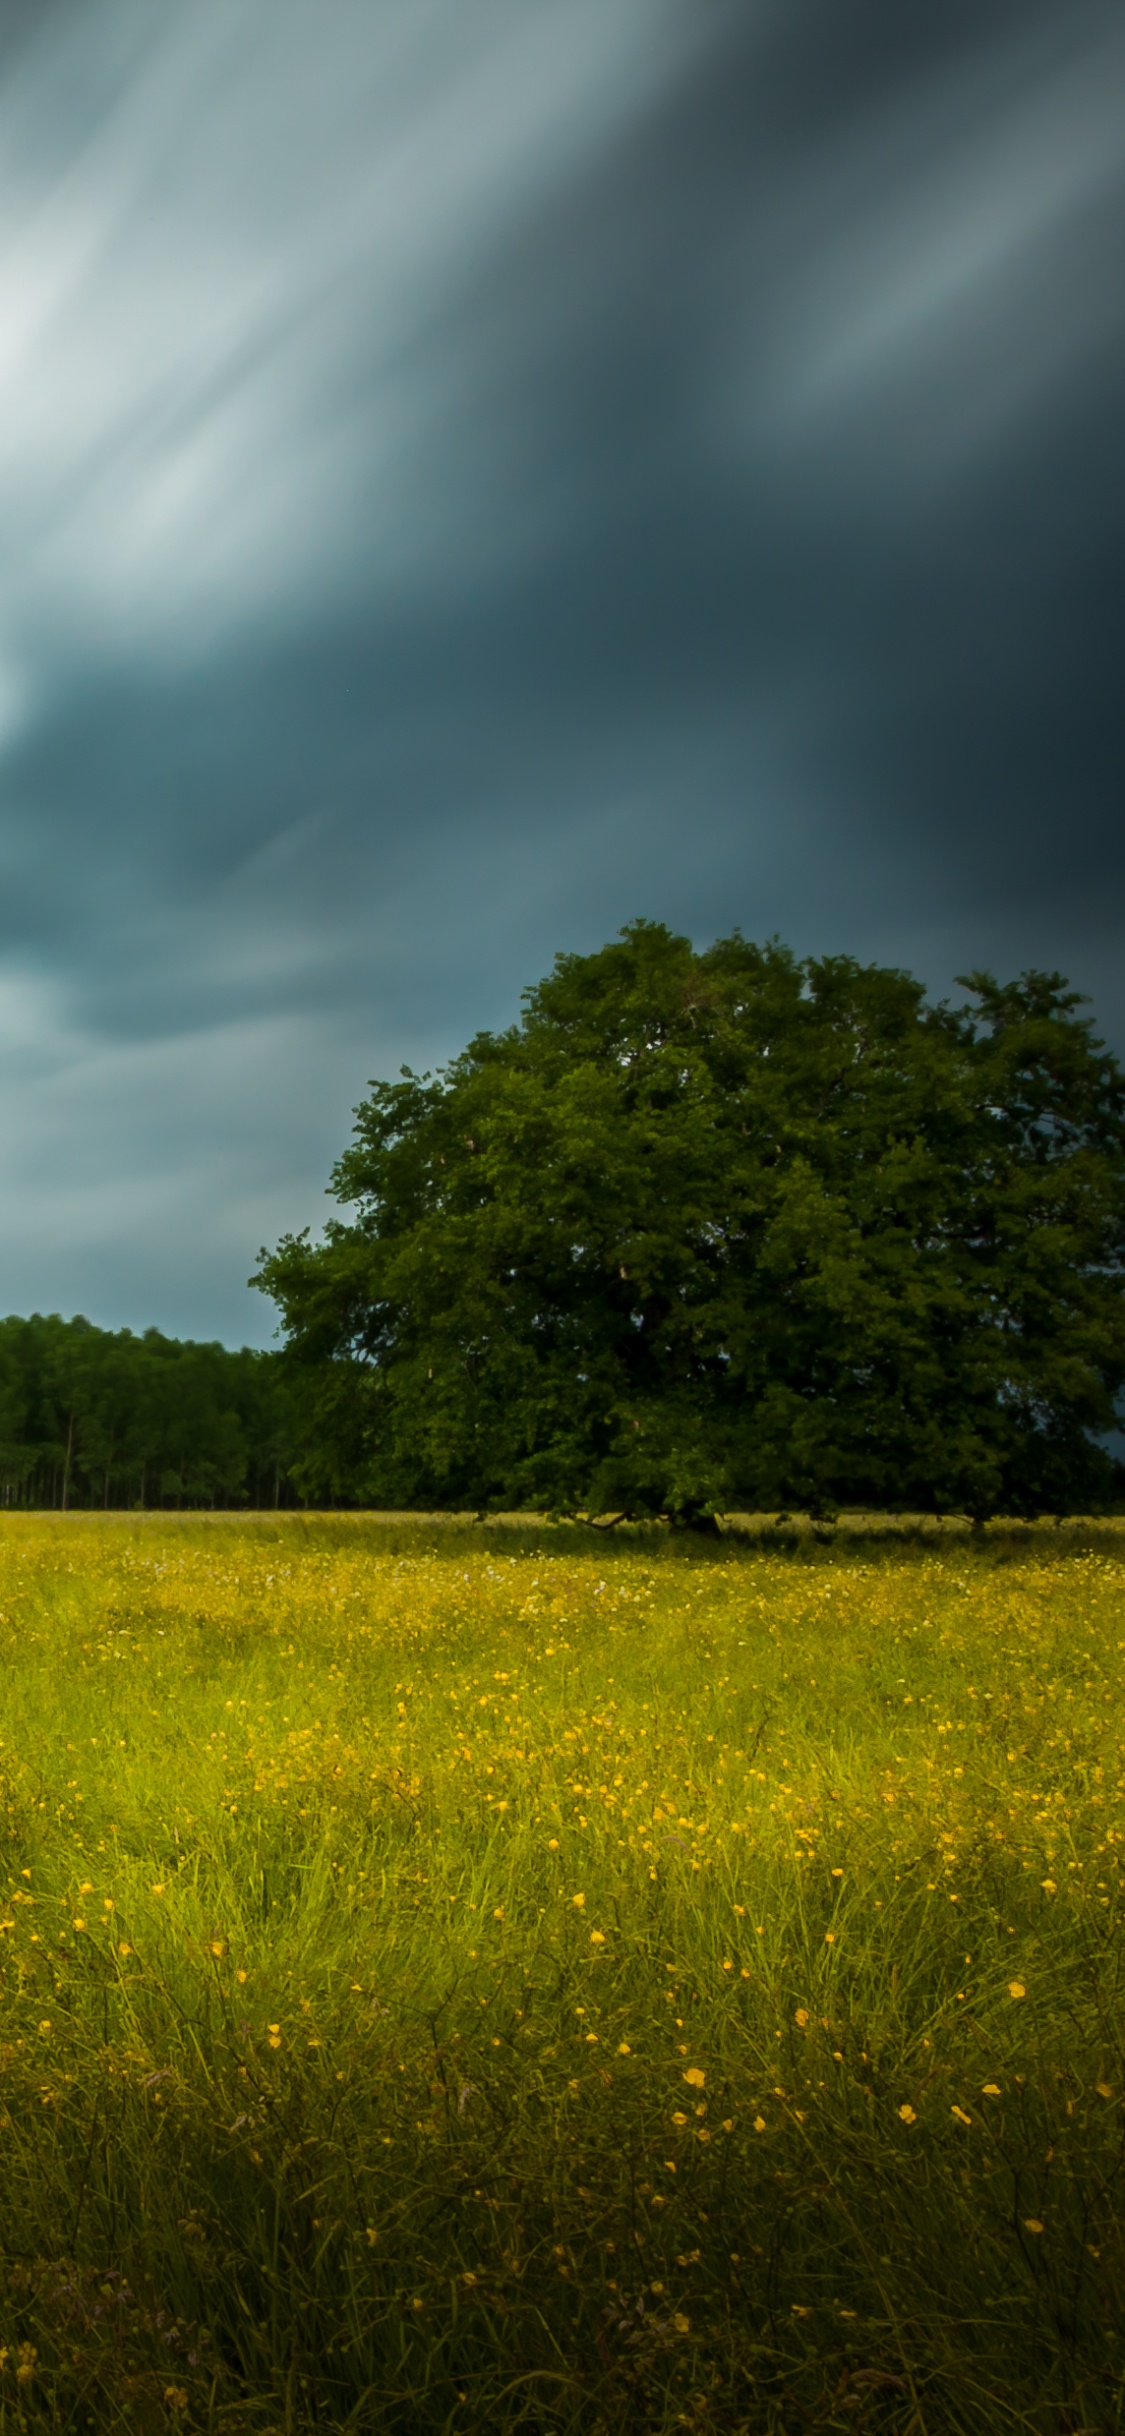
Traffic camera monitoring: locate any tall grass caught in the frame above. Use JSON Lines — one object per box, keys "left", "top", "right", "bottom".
{"left": 0, "top": 1513, "right": 1121, "bottom": 2433}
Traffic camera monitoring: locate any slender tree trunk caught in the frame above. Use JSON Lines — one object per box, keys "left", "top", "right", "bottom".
{"left": 61, "top": 1411, "right": 75, "bottom": 1513}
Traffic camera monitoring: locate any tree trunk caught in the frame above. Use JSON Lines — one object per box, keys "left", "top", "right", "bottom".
{"left": 669, "top": 1505, "right": 724, "bottom": 1537}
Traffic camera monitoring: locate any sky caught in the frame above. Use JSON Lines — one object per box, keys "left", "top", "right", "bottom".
{"left": 0, "top": 0, "right": 1122, "bottom": 1348}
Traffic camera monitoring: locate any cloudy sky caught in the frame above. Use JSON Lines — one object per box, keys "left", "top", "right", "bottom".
{"left": 0, "top": 0, "right": 1122, "bottom": 1346}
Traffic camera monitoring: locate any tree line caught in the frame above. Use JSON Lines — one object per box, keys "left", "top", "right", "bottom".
{"left": 256, "top": 923, "right": 1125, "bottom": 1524}
{"left": 0, "top": 1315, "right": 299, "bottom": 1510}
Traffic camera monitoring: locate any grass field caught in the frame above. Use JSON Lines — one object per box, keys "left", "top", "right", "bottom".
{"left": 0, "top": 1514, "right": 1122, "bottom": 2435}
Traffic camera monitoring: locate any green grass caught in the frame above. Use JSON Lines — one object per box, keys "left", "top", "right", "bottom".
{"left": 0, "top": 1513, "right": 1121, "bottom": 2433}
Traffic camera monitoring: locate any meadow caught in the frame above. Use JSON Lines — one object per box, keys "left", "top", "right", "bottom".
{"left": 0, "top": 1514, "right": 1121, "bottom": 2435}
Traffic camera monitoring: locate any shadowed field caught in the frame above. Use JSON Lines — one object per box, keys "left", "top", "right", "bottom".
{"left": 0, "top": 1514, "right": 1121, "bottom": 2433}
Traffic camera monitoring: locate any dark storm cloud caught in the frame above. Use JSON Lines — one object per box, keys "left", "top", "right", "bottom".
{"left": 0, "top": 0, "right": 1122, "bottom": 1340}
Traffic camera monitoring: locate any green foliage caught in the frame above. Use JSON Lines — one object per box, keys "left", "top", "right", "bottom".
{"left": 0, "top": 1312, "right": 303, "bottom": 1509}
{"left": 256, "top": 922, "right": 1125, "bottom": 1519}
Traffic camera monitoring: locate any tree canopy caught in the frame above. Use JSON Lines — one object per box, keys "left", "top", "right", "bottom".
{"left": 255, "top": 922, "right": 1125, "bottom": 1521}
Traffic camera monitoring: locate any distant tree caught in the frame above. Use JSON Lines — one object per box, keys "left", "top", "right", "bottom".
{"left": 0, "top": 1324, "right": 29, "bottom": 1501}
{"left": 73, "top": 1330, "right": 140, "bottom": 1507}
{"left": 33, "top": 1313, "right": 97, "bottom": 1510}
{"left": 255, "top": 922, "right": 1125, "bottom": 1522}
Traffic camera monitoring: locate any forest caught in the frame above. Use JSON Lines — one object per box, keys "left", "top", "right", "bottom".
{"left": 0, "top": 1313, "right": 295, "bottom": 1510}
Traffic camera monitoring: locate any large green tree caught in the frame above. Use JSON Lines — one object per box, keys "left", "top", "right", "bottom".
{"left": 255, "top": 923, "right": 1125, "bottom": 1521}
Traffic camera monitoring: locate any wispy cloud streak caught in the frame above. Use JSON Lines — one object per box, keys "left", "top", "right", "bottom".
{"left": 0, "top": 0, "right": 702, "bottom": 670}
